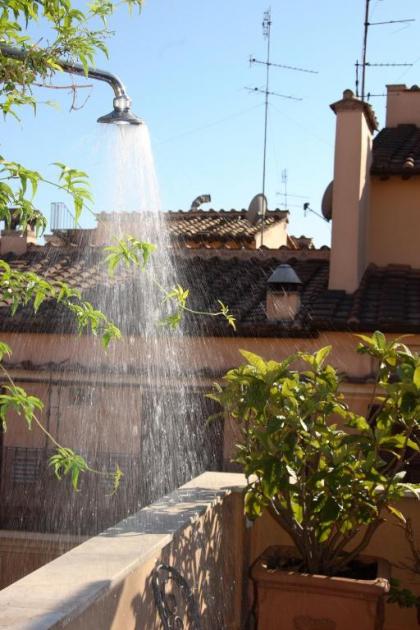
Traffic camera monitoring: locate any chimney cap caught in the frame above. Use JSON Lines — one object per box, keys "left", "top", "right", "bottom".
{"left": 330, "top": 89, "right": 378, "bottom": 132}
{"left": 267, "top": 264, "right": 302, "bottom": 290}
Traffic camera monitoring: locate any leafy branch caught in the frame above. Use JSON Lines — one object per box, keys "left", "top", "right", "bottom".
{"left": 0, "top": 260, "right": 121, "bottom": 348}
{"left": 105, "top": 235, "right": 237, "bottom": 331}
{"left": 0, "top": 0, "right": 147, "bottom": 497}
{"left": 0, "top": 356, "right": 122, "bottom": 493}
{"left": 0, "top": 158, "right": 96, "bottom": 232}
{"left": 1, "top": 1, "right": 143, "bottom": 118}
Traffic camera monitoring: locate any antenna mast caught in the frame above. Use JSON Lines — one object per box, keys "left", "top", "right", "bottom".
{"left": 360, "top": 0, "right": 370, "bottom": 101}
{"left": 261, "top": 8, "right": 271, "bottom": 217}
{"left": 248, "top": 8, "right": 317, "bottom": 245}
{"left": 358, "top": 0, "right": 414, "bottom": 101}
{"left": 281, "top": 168, "right": 288, "bottom": 210}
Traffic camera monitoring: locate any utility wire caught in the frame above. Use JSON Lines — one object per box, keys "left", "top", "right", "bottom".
{"left": 155, "top": 103, "right": 263, "bottom": 146}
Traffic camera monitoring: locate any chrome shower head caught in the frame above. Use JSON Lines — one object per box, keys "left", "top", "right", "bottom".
{"left": 97, "top": 95, "right": 142, "bottom": 126}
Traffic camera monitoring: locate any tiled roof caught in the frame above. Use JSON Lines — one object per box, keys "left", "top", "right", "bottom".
{"left": 0, "top": 246, "right": 135, "bottom": 334}
{"left": 371, "top": 124, "right": 420, "bottom": 176}
{"left": 1, "top": 246, "right": 419, "bottom": 338}
{"left": 0, "top": 247, "right": 112, "bottom": 296}
{"left": 95, "top": 209, "right": 289, "bottom": 248}
{"left": 167, "top": 209, "right": 288, "bottom": 246}
{"left": 287, "top": 235, "right": 315, "bottom": 250}
{"left": 178, "top": 258, "right": 420, "bottom": 336}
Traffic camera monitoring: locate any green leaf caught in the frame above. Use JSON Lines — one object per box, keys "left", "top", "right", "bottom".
{"left": 356, "top": 333, "right": 376, "bottom": 345}
{"left": 290, "top": 498, "right": 303, "bottom": 523}
{"left": 315, "top": 345, "right": 331, "bottom": 367}
{"left": 386, "top": 505, "right": 406, "bottom": 524}
{"left": 244, "top": 489, "right": 264, "bottom": 520}
{"left": 413, "top": 366, "right": 420, "bottom": 389}
{"left": 33, "top": 291, "right": 45, "bottom": 313}
{"left": 107, "top": 464, "right": 124, "bottom": 496}
{"left": 373, "top": 330, "right": 387, "bottom": 350}
{"left": 239, "top": 350, "right": 267, "bottom": 374}
{"left": 49, "top": 447, "right": 89, "bottom": 491}
{"left": 0, "top": 342, "right": 11, "bottom": 361}
{"left": 347, "top": 415, "right": 371, "bottom": 432}
{"left": 407, "top": 439, "right": 420, "bottom": 452}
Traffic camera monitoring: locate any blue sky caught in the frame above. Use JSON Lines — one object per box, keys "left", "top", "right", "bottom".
{"left": 4, "top": 0, "right": 420, "bottom": 246}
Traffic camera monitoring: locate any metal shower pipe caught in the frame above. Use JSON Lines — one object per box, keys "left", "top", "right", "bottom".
{"left": 0, "top": 43, "right": 142, "bottom": 125}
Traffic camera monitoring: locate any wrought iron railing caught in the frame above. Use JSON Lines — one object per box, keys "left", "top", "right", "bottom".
{"left": 152, "top": 564, "right": 202, "bottom": 630}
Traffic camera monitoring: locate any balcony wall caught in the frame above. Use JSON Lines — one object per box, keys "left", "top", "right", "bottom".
{"left": 0, "top": 472, "right": 419, "bottom": 629}
{"left": 0, "top": 472, "right": 248, "bottom": 630}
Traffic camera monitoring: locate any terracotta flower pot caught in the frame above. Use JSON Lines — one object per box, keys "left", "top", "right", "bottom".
{"left": 251, "top": 546, "right": 390, "bottom": 630}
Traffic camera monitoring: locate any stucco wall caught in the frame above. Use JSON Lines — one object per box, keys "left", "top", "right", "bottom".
{"left": 0, "top": 472, "right": 248, "bottom": 630}
{"left": 329, "top": 100, "right": 373, "bottom": 293}
{"left": 386, "top": 85, "right": 420, "bottom": 128}
{"left": 0, "top": 531, "right": 83, "bottom": 590}
{"left": 4, "top": 330, "right": 420, "bottom": 452}
{"left": 368, "top": 177, "right": 420, "bottom": 268}
{"left": 0, "top": 473, "right": 418, "bottom": 630}
{"left": 254, "top": 220, "right": 288, "bottom": 249}
{"left": 2, "top": 330, "right": 419, "bottom": 541}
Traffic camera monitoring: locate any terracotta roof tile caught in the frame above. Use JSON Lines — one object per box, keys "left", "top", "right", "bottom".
{"left": 371, "top": 125, "right": 420, "bottom": 176}
{"left": 1, "top": 248, "right": 420, "bottom": 337}
{"left": 165, "top": 208, "right": 288, "bottom": 246}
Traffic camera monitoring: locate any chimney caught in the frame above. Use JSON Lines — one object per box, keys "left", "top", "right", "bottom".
{"left": 1, "top": 212, "right": 37, "bottom": 255}
{"left": 385, "top": 84, "right": 420, "bottom": 127}
{"left": 328, "top": 89, "right": 378, "bottom": 293}
{"left": 266, "top": 264, "right": 302, "bottom": 321}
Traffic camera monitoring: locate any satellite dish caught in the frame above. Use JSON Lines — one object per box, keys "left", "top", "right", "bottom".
{"left": 321, "top": 181, "right": 333, "bottom": 221}
{"left": 247, "top": 193, "right": 267, "bottom": 225}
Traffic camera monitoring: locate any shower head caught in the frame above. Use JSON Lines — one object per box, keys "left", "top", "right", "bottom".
{"left": 97, "top": 95, "right": 143, "bottom": 126}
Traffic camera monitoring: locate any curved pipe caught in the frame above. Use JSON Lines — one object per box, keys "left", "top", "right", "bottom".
{"left": 0, "top": 43, "right": 142, "bottom": 125}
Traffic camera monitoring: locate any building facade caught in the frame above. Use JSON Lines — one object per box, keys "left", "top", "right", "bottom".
{"left": 1, "top": 85, "right": 420, "bottom": 586}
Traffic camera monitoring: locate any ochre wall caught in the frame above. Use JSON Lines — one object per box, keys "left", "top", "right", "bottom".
{"left": 51, "top": 491, "right": 247, "bottom": 630}
{"left": 385, "top": 85, "right": 420, "bottom": 128}
{"left": 1, "top": 478, "right": 418, "bottom": 630}
{"left": 368, "top": 177, "right": 420, "bottom": 268}
{"left": 3, "top": 330, "right": 420, "bottom": 454}
{"left": 2, "top": 330, "right": 404, "bottom": 377}
{"left": 0, "top": 531, "right": 83, "bottom": 589}
{"left": 254, "top": 220, "right": 288, "bottom": 249}
{"left": 2, "top": 380, "right": 143, "bottom": 455}
{"left": 329, "top": 103, "right": 373, "bottom": 293}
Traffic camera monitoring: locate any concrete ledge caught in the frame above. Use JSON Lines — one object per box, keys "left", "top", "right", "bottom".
{"left": 0, "top": 472, "right": 247, "bottom": 629}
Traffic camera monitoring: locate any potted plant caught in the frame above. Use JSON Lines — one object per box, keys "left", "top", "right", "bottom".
{"left": 210, "top": 332, "right": 420, "bottom": 630}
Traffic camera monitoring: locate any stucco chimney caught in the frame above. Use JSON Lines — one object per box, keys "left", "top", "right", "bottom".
{"left": 266, "top": 264, "right": 302, "bottom": 321}
{"left": 328, "top": 89, "right": 378, "bottom": 293}
{"left": 1, "top": 217, "right": 37, "bottom": 255}
{"left": 385, "top": 84, "right": 420, "bottom": 127}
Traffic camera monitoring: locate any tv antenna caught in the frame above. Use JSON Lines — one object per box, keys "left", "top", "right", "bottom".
{"left": 247, "top": 8, "right": 317, "bottom": 245}
{"left": 303, "top": 202, "right": 329, "bottom": 224}
{"left": 281, "top": 168, "right": 288, "bottom": 210}
{"left": 356, "top": 0, "right": 414, "bottom": 100}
